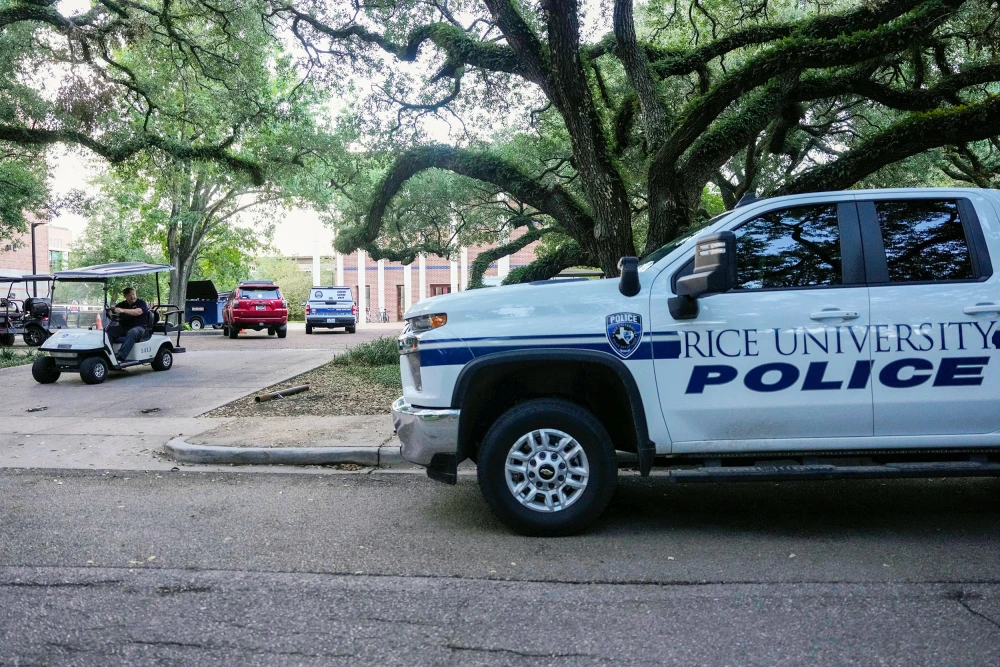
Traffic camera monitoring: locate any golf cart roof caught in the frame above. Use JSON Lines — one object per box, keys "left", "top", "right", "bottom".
{"left": 53, "top": 263, "right": 173, "bottom": 281}
{"left": 0, "top": 274, "right": 53, "bottom": 283}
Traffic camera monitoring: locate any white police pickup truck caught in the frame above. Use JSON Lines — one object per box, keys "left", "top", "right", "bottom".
{"left": 392, "top": 188, "right": 1000, "bottom": 535}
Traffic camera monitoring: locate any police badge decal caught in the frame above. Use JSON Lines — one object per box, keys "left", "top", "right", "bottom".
{"left": 606, "top": 313, "right": 643, "bottom": 359}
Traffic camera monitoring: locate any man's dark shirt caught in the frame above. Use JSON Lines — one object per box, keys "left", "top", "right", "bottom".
{"left": 115, "top": 299, "right": 149, "bottom": 330}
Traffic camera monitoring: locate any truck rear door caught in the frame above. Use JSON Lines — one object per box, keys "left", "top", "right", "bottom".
{"left": 861, "top": 194, "right": 1000, "bottom": 437}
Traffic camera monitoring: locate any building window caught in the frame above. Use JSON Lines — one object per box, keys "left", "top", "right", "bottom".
{"left": 49, "top": 250, "right": 66, "bottom": 273}
{"left": 430, "top": 284, "right": 451, "bottom": 297}
{"left": 396, "top": 285, "right": 405, "bottom": 321}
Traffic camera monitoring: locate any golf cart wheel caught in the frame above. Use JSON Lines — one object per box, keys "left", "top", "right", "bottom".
{"left": 22, "top": 325, "right": 48, "bottom": 347}
{"left": 0, "top": 333, "right": 14, "bottom": 346}
{"left": 79, "top": 357, "right": 109, "bottom": 385}
{"left": 31, "top": 357, "right": 60, "bottom": 384}
{"left": 188, "top": 317, "right": 204, "bottom": 331}
{"left": 305, "top": 324, "right": 313, "bottom": 335}
{"left": 476, "top": 399, "right": 617, "bottom": 537}
{"left": 276, "top": 325, "right": 287, "bottom": 339}
{"left": 346, "top": 326, "right": 356, "bottom": 334}
{"left": 228, "top": 326, "right": 239, "bottom": 339}
{"left": 152, "top": 346, "right": 173, "bottom": 371}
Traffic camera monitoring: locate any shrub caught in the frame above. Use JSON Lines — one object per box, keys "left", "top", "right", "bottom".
{"left": 333, "top": 336, "right": 398, "bottom": 367}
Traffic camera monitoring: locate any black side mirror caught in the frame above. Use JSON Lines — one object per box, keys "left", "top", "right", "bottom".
{"left": 669, "top": 232, "right": 737, "bottom": 320}
{"left": 618, "top": 256, "right": 640, "bottom": 297}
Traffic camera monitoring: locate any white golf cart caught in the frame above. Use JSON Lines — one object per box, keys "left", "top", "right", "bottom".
{"left": 32, "top": 263, "right": 186, "bottom": 385}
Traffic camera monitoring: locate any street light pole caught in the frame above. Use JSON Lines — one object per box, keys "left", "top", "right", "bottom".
{"left": 30, "top": 222, "right": 46, "bottom": 297}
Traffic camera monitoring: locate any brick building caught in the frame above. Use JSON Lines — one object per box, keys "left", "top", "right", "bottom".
{"left": 291, "top": 236, "right": 542, "bottom": 323}
{"left": 0, "top": 221, "right": 73, "bottom": 298}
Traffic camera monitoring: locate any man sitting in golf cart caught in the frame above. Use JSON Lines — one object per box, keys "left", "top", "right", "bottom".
{"left": 106, "top": 287, "right": 149, "bottom": 361}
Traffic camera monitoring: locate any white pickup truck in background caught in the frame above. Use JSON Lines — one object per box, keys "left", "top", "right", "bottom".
{"left": 392, "top": 188, "right": 1000, "bottom": 535}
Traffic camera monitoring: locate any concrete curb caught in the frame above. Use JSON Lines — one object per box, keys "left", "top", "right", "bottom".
{"left": 164, "top": 437, "right": 405, "bottom": 468}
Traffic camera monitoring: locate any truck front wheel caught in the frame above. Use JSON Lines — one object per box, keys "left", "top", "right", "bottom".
{"left": 477, "top": 399, "right": 617, "bottom": 537}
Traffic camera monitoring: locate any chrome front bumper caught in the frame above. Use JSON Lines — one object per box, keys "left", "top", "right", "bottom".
{"left": 391, "top": 397, "right": 460, "bottom": 467}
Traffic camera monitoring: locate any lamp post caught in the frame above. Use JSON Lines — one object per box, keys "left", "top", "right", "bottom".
{"left": 30, "top": 221, "right": 46, "bottom": 296}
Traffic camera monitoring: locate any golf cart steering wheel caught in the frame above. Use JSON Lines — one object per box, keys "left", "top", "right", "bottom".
{"left": 105, "top": 306, "right": 120, "bottom": 322}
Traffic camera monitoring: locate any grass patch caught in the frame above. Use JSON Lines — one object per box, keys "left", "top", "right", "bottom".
{"left": 333, "top": 336, "right": 398, "bottom": 367}
{"left": 0, "top": 347, "right": 39, "bottom": 369}
{"left": 341, "top": 364, "right": 402, "bottom": 389}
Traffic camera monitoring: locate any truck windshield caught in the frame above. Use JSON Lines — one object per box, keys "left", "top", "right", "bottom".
{"left": 637, "top": 211, "right": 733, "bottom": 272}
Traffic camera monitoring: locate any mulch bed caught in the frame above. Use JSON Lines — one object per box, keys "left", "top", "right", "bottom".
{"left": 203, "top": 363, "right": 401, "bottom": 418}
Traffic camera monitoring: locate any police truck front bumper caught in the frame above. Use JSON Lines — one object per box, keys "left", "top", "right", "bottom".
{"left": 391, "top": 397, "right": 460, "bottom": 484}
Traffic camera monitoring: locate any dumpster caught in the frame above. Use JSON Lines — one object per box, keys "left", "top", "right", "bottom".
{"left": 185, "top": 280, "right": 224, "bottom": 330}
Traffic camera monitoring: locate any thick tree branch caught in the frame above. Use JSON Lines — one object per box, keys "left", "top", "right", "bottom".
{"left": 355, "top": 144, "right": 596, "bottom": 254}
{"left": 468, "top": 224, "right": 552, "bottom": 288}
{"left": 613, "top": 0, "right": 670, "bottom": 151}
{"left": 0, "top": 125, "right": 266, "bottom": 185}
{"left": 777, "top": 95, "right": 1000, "bottom": 195}
{"left": 501, "top": 240, "right": 593, "bottom": 284}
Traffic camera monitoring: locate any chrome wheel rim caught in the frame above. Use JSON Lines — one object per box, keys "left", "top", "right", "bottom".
{"left": 162, "top": 352, "right": 172, "bottom": 368}
{"left": 94, "top": 363, "right": 106, "bottom": 378}
{"left": 504, "top": 428, "right": 589, "bottom": 513}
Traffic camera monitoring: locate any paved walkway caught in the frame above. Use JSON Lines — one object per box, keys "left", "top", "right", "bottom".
{"left": 0, "top": 348, "right": 336, "bottom": 470}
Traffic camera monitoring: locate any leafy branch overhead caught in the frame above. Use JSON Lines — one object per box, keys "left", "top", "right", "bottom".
{"left": 277, "top": 0, "right": 1000, "bottom": 278}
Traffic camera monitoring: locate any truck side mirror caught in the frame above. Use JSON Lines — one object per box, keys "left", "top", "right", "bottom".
{"left": 668, "top": 231, "right": 737, "bottom": 320}
{"left": 618, "top": 256, "right": 640, "bottom": 297}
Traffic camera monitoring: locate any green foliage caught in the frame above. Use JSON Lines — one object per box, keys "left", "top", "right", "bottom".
{"left": 0, "top": 149, "right": 47, "bottom": 247}
{"left": 0, "top": 347, "right": 38, "bottom": 369}
{"left": 252, "top": 257, "right": 312, "bottom": 320}
{"left": 332, "top": 336, "right": 399, "bottom": 367}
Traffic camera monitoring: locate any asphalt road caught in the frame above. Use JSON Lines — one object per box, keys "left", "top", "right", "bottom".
{"left": 2, "top": 469, "right": 999, "bottom": 665}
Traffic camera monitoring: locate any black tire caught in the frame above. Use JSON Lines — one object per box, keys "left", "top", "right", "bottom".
{"left": 189, "top": 317, "right": 204, "bottom": 331}
{"left": 228, "top": 326, "right": 239, "bottom": 339}
{"left": 0, "top": 333, "right": 15, "bottom": 346}
{"left": 22, "top": 325, "right": 48, "bottom": 347}
{"left": 267, "top": 327, "right": 275, "bottom": 336}
{"left": 151, "top": 346, "right": 173, "bottom": 371}
{"left": 305, "top": 324, "right": 312, "bottom": 335}
{"left": 79, "top": 356, "right": 109, "bottom": 385}
{"left": 477, "top": 399, "right": 617, "bottom": 537}
{"left": 346, "top": 326, "right": 356, "bottom": 334}
{"left": 276, "top": 325, "right": 287, "bottom": 339}
{"left": 31, "top": 356, "right": 60, "bottom": 384}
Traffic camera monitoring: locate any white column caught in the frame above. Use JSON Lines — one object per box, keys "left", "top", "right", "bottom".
{"left": 450, "top": 258, "right": 458, "bottom": 294}
{"left": 418, "top": 253, "right": 427, "bottom": 302}
{"left": 377, "top": 259, "right": 385, "bottom": 315}
{"left": 460, "top": 247, "right": 468, "bottom": 291}
{"left": 336, "top": 253, "right": 344, "bottom": 286}
{"left": 403, "top": 262, "right": 412, "bottom": 312}
{"left": 499, "top": 254, "right": 510, "bottom": 280}
{"left": 312, "top": 250, "right": 321, "bottom": 287}
{"left": 357, "top": 249, "right": 366, "bottom": 324}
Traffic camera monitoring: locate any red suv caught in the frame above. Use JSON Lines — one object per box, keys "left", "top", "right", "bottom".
{"left": 223, "top": 281, "right": 288, "bottom": 339}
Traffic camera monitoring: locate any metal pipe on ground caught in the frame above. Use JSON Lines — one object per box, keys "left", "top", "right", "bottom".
{"left": 255, "top": 385, "right": 310, "bottom": 403}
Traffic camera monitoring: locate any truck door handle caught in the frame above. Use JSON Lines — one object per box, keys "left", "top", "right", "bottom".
{"left": 809, "top": 309, "right": 859, "bottom": 321}
{"left": 963, "top": 303, "right": 1000, "bottom": 315}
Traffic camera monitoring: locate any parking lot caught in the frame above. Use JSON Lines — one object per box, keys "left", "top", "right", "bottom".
{"left": 0, "top": 322, "right": 403, "bottom": 470}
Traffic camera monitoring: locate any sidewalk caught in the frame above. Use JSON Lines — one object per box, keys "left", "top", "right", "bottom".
{"left": 163, "top": 415, "right": 411, "bottom": 468}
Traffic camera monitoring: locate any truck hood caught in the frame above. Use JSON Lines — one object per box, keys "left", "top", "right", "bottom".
{"left": 407, "top": 276, "right": 651, "bottom": 346}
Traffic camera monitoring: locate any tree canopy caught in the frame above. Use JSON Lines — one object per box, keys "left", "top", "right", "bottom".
{"left": 281, "top": 0, "right": 1000, "bottom": 277}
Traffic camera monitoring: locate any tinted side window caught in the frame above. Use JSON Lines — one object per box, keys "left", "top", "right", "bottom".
{"left": 875, "top": 200, "right": 974, "bottom": 282}
{"left": 734, "top": 204, "right": 842, "bottom": 290}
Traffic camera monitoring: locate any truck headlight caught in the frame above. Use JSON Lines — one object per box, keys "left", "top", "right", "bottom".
{"left": 408, "top": 313, "right": 447, "bottom": 333}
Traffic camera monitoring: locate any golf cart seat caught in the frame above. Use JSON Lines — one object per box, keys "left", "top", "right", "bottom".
{"left": 23, "top": 297, "right": 49, "bottom": 319}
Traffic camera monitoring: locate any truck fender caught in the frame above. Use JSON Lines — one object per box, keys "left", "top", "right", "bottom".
{"left": 451, "top": 349, "right": 656, "bottom": 476}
